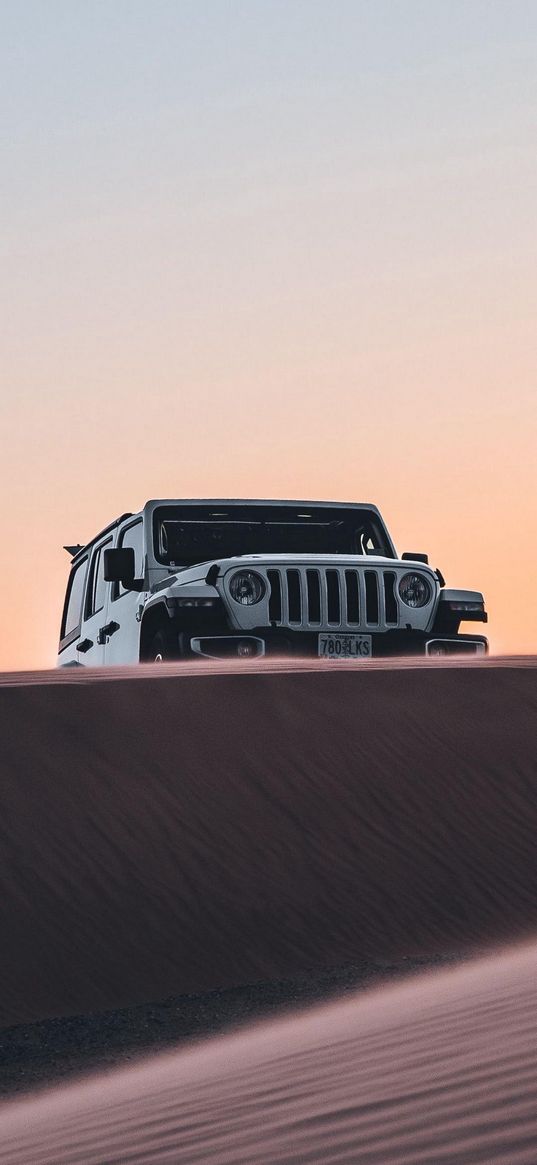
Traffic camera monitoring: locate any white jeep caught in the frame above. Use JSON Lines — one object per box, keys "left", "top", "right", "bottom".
{"left": 58, "top": 499, "right": 488, "bottom": 666}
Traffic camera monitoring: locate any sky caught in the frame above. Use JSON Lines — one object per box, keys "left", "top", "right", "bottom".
{"left": 1, "top": 0, "right": 536, "bottom": 669}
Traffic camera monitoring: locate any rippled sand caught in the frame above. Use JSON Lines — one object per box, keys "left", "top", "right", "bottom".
{"left": 0, "top": 657, "right": 535, "bottom": 1161}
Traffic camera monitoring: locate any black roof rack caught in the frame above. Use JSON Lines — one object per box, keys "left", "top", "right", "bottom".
{"left": 67, "top": 513, "right": 134, "bottom": 562}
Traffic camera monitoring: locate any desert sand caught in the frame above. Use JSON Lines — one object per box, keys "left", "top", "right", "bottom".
{"left": 0, "top": 657, "right": 536, "bottom": 1161}
{"left": 3, "top": 938, "right": 537, "bottom": 1163}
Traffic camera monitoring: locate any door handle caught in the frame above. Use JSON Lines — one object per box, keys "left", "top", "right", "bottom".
{"left": 97, "top": 621, "right": 120, "bottom": 645}
{"left": 76, "top": 638, "right": 93, "bottom": 653}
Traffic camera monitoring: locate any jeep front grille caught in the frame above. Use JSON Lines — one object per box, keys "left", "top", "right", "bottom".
{"left": 267, "top": 567, "right": 400, "bottom": 631}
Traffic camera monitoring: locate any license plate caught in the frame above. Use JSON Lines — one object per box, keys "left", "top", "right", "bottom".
{"left": 318, "top": 633, "right": 372, "bottom": 660}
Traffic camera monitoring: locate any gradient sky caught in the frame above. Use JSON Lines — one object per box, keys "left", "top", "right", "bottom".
{"left": 2, "top": 1, "right": 536, "bottom": 669}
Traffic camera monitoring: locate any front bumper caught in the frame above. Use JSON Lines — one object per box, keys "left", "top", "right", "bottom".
{"left": 186, "top": 628, "right": 488, "bottom": 660}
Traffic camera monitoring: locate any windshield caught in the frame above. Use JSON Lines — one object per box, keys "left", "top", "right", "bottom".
{"left": 153, "top": 505, "right": 393, "bottom": 566}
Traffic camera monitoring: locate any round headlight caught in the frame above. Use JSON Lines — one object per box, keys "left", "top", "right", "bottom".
{"left": 398, "top": 572, "right": 431, "bottom": 608}
{"left": 229, "top": 570, "right": 266, "bottom": 606}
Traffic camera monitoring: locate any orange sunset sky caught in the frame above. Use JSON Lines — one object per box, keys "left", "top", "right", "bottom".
{"left": 2, "top": 2, "right": 536, "bottom": 670}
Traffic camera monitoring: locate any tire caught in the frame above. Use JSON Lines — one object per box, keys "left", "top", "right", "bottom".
{"left": 147, "top": 628, "right": 177, "bottom": 662}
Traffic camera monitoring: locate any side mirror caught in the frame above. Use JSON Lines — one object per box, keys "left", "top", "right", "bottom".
{"left": 401, "top": 552, "right": 429, "bottom": 564}
{"left": 104, "top": 547, "right": 144, "bottom": 591}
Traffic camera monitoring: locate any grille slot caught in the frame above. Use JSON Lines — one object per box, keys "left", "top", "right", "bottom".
{"left": 383, "top": 571, "right": 398, "bottom": 625}
{"left": 365, "top": 571, "right": 379, "bottom": 624}
{"left": 344, "top": 571, "right": 360, "bottom": 623}
{"left": 306, "top": 570, "right": 321, "bottom": 623}
{"left": 326, "top": 570, "right": 341, "bottom": 624}
{"left": 267, "top": 570, "right": 282, "bottom": 623}
{"left": 287, "top": 570, "right": 302, "bottom": 623}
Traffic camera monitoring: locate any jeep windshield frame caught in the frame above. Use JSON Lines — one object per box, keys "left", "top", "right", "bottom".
{"left": 152, "top": 504, "right": 395, "bottom": 567}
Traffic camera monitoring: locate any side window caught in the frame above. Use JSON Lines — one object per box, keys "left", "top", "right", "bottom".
{"left": 86, "top": 539, "right": 112, "bottom": 619}
{"left": 61, "top": 557, "right": 88, "bottom": 641}
{"left": 115, "top": 521, "right": 144, "bottom": 598}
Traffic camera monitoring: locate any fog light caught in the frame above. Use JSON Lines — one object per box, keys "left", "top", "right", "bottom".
{"left": 237, "top": 640, "right": 257, "bottom": 657}
{"left": 428, "top": 644, "right": 447, "bottom": 656}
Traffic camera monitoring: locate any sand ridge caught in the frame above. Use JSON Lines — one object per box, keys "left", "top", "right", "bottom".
{"left": 2, "top": 940, "right": 537, "bottom": 1163}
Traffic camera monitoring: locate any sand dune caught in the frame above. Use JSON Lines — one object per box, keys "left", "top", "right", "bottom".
{"left": 0, "top": 658, "right": 535, "bottom": 1030}
{"left": 1, "top": 658, "right": 537, "bottom": 1163}
{"left": 2, "top": 939, "right": 537, "bottom": 1163}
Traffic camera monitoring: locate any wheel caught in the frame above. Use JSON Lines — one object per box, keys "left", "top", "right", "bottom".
{"left": 147, "top": 628, "right": 177, "bottom": 662}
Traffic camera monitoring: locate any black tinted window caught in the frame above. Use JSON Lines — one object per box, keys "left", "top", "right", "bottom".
{"left": 86, "top": 540, "right": 112, "bottom": 617}
{"left": 117, "top": 522, "right": 143, "bottom": 596}
{"left": 62, "top": 558, "right": 88, "bottom": 638}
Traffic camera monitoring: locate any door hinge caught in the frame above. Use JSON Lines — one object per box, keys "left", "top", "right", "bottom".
{"left": 76, "top": 638, "right": 93, "bottom": 653}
